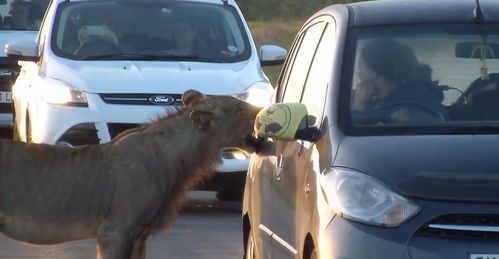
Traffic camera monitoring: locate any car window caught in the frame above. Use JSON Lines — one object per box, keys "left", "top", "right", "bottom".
{"left": 346, "top": 24, "right": 499, "bottom": 135}
{"left": 281, "top": 21, "right": 326, "bottom": 103}
{"left": 0, "top": 0, "right": 49, "bottom": 31}
{"left": 51, "top": 0, "right": 251, "bottom": 62}
{"left": 275, "top": 33, "right": 303, "bottom": 103}
{"left": 301, "top": 22, "right": 335, "bottom": 127}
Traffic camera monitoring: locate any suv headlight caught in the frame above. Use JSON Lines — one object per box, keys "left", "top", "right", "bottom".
{"left": 234, "top": 81, "right": 274, "bottom": 107}
{"left": 323, "top": 167, "right": 420, "bottom": 227}
{"left": 38, "top": 79, "right": 88, "bottom": 107}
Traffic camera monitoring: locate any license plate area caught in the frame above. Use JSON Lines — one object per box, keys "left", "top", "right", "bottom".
{"left": 470, "top": 254, "right": 499, "bottom": 259}
{"left": 0, "top": 91, "right": 12, "bottom": 103}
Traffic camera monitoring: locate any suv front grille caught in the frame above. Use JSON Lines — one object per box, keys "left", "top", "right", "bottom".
{"left": 100, "top": 93, "right": 183, "bottom": 106}
{"left": 108, "top": 123, "right": 141, "bottom": 139}
{"left": 416, "top": 214, "right": 499, "bottom": 241}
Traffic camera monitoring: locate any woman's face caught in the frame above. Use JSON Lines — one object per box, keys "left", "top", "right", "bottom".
{"left": 357, "top": 57, "right": 397, "bottom": 99}
{"left": 358, "top": 57, "right": 377, "bottom": 82}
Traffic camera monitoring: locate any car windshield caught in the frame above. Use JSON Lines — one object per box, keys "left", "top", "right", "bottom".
{"left": 346, "top": 24, "right": 499, "bottom": 135}
{"left": 0, "top": 0, "right": 48, "bottom": 31}
{"left": 51, "top": 0, "right": 251, "bottom": 62}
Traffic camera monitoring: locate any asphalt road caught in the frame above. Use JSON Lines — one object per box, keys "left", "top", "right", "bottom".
{"left": 0, "top": 191, "right": 244, "bottom": 259}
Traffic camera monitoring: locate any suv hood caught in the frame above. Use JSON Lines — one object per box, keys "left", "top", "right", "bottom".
{"left": 45, "top": 59, "right": 262, "bottom": 94}
{"left": 334, "top": 135, "right": 499, "bottom": 202}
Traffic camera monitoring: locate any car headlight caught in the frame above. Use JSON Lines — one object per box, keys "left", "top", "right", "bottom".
{"left": 234, "top": 82, "right": 274, "bottom": 107}
{"left": 323, "top": 167, "right": 420, "bottom": 227}
{"left": 38, "top": 79, "right": 88, "bottom": 107}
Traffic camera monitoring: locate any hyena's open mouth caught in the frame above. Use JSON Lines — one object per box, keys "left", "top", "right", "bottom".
{"left": 245, "top": 133, "right": 266, "bottom": 153}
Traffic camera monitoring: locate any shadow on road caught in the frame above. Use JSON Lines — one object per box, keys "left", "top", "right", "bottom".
{"left": 180, "top": 191, "right": 242, "bottom": 214}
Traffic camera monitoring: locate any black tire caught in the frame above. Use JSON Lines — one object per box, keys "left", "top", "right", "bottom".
{"left": 245, "top": 229, "right": 256, "bottom": 259}
{"left": 26, "top": 114, "right": 32, "bottom": 143}
{"left": 216, "top": 187, "right": 243, "bottom": 201}
{"left": 309, "top": 248, "right": 317, "bottom": 259}
{"left": 11, "top": 105, "right": 19, "bottom": 141}
{"left": 12, "top": 122, "right": 20, "bottom": 141}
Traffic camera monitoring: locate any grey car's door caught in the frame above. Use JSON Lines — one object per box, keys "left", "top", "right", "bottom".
{"left": 249, "top": 23, "right": 307, "bottom": 258}
{"left": 269, "top": 20, "right": 332, "bottom": 259}
{"left": 247, "top": 152, "right": 276, "bottom": 258}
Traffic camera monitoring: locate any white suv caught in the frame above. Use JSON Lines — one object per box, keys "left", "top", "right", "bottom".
{"left": 6, "top": 0, "right": 286, "bottom": 200}
{"left": 0, "top": 0, "right": 48, "bottom": 129}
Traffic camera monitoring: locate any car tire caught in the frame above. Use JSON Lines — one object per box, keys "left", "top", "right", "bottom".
{"left": 25, "top": 114, "right": 33, "bottom": 143}
{"left": 12, "top": 122, "right": 20, "bottom": 141}
{"left": 216, "top": 187, "right": 243, "bottom": 201}
{"left": 309, "top": 248, "right": 317, "bottom": 259}
{"left": 245, "top": 229, "right": 256, "bottom": 259}
{"left": 12, "top": 107, "right": 20, "bottom": 141}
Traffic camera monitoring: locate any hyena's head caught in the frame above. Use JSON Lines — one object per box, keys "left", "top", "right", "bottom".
{"left": 182, "top": 90, "right": 261, "bottom": 153}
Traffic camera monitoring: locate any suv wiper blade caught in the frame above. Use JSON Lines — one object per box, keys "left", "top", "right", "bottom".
{"left": 77, "top": 53, "right": 200, "bottom": 61}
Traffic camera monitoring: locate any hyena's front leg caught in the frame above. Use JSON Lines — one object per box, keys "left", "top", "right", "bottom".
{"left": 130, "top": 232, "right": 150, "bottom": 259}
{"left": 96, "top": 221, "right": 141, "bottom": 259}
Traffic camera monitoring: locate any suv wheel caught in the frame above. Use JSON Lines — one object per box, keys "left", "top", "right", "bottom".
{"left": 12, "top": 106, "right": 20, "bottom": 141}
{"left": 245, "top": 229, "right": 256, "bottom": 259}
{"left": 216, "top": 187, "right": 243, "bottom": 201}
{"left": 26, "top": 114, "right": 33, "bottom": 143}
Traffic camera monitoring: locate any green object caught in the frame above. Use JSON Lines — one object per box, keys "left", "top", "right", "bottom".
{"left": 254, "top": 103, "right": 307, "bottom": 141}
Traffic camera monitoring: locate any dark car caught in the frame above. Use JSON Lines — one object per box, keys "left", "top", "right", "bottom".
{"left": 242, "top": 0, "right": 499, "bottom": 258}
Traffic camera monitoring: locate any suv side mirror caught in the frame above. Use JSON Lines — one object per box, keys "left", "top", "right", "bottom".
{"left": 259, "top": 45, "right": 287, "bottom": 66}
{"left": 5, "top": 40, "right": 38, "bottom": 62}
{"left": 254, "top": 103, "right": 321, "bottom": 142}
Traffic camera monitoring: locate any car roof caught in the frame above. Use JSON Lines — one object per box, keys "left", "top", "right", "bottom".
{"left": 342, "top": 0, "right": 499, "bottom": 26}
{"left": 53, "top": 0, "right": 236, "bottom": 6}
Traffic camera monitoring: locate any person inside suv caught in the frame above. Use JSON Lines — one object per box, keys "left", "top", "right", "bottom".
{"left": 167, "top": 16, "right": 226, "bottom": 60}
{"left": 2, "top": 0, "right": 36, "bottom": 30}
{"left": 73, "top": 9, "right": 120, "bottom": 56}
{"left": 351, "top": 39, "right": 447, "bottom": 124}
{"left": 170, "top": 18, "right": 198, "bottom": 56}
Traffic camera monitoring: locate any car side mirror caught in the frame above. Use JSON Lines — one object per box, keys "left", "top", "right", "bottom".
{"left": 254, "top": 103, "right": 321, "bottom": 142}
{"left": 5, "top": 40, "right": 38, "bottom": 62}
{"left": 259, "top": 45, "right": 287, "bottom": 66}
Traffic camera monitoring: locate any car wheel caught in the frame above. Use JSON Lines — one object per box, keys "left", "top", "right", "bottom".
{"left": 245, "top": 229, "right": 256, "bottom": 259}
{"left": 12, "top": 106, "right": 20, "bottom": 141}
{"left": 12, "top": 122, "right": 20, "bottom": 141}
{"left": 216, "top": 187, "right": 243, "bottom": 201}
{"left": 25, "top": 114, "right": 33, "bottom": 143}
{"left": 308, "top": 247, "right": 318, "bottom": 259}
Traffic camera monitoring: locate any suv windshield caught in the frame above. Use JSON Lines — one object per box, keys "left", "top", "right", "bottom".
{"left": 0, "top": 0, "right": 48, "bottom": 31}
{"left": 346, "top": 24, "right": 499, "bottom": 135}
{"left": 51, "top": 0, "right": 251, "bottom": 62}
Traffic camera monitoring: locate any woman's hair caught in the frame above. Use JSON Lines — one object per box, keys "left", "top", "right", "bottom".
{"left": 361, "top": 39, "right": 419, "bottom": 85}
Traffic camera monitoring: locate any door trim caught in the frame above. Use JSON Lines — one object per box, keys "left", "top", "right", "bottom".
{"left": 259, "top": 224, "right": 298, "bottom": 255}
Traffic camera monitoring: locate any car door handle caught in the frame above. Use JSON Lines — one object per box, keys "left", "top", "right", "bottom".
{"left": 275, "top": 154, "right": 283, "bottom": 180}
{"left": 277, "top": 154, "right": 283, "bottom": 169}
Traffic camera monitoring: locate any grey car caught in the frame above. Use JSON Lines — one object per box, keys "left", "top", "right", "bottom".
{"left": 242, "top": 0, "right": 499, "bottom": 258}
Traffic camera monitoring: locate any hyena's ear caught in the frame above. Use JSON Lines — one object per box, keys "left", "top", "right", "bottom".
{"left": 182, "top": 90, "right": 205, "bottom": 107}
{"left": 189, "top": 110, "right": 214, "bottom": 130}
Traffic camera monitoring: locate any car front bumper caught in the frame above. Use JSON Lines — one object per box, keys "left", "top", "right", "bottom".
{"left": 319, "top": 199, "right": 499, "bottom": 259}
{"left": 29, "top": 93, "right": 251, "bottom": 174}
